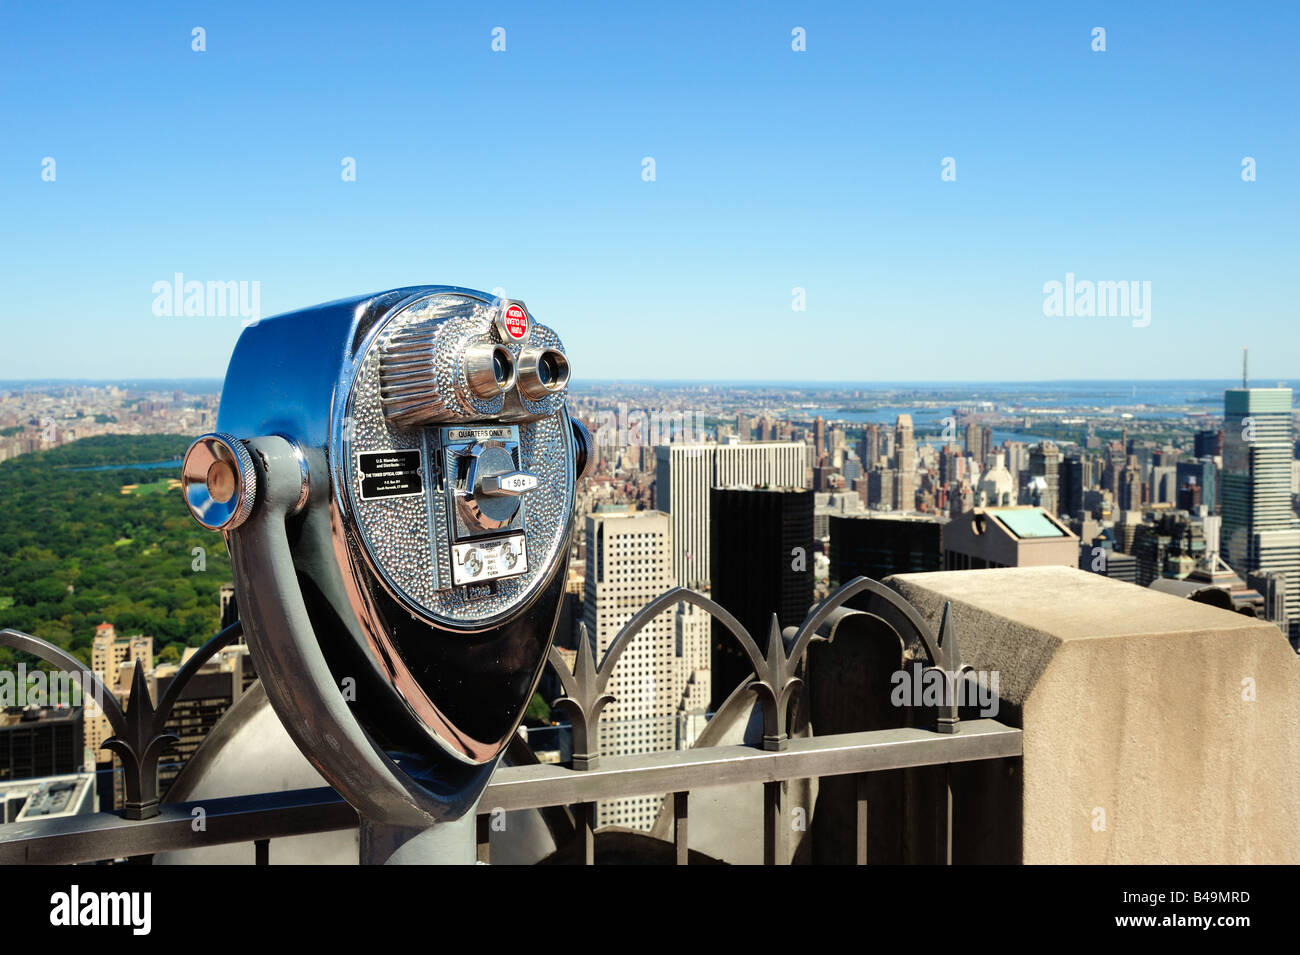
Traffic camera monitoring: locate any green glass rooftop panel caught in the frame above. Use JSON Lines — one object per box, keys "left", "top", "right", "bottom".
{"left": 992, "top": 508, "right": 1065, "bottom": 539}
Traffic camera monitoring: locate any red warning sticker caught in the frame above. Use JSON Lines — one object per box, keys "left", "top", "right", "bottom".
{"left": 503, "top": 303, "right": 529, "bottom": 340}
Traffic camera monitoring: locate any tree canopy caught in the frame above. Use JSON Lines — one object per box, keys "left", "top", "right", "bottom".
{"left": 0, "top": 435, "right": 229, "bottom": 669}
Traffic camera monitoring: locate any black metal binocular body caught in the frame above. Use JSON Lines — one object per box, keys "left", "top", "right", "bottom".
{"left": 182, "top": 286, "right": 592, "bottom": 823}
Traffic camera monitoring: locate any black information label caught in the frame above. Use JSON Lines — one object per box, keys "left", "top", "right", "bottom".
{"left": 361, "top": 472, "right": 423, "bottom": 499}
{"left": 358, "top": 450, "right": 423, "bottom": 500}
{"left": 359, "top": 450, "right": 422, "bottom": 475}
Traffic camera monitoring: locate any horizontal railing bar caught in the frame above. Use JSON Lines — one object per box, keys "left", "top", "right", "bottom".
{"left": 0, "top": 787, "right": 357, "bottom": 866}
{"left": 480, "top": 720, "right": 1021, "bottom": 813}
{"left": 0, "top": 721, "right": 1020, "bottom": 863}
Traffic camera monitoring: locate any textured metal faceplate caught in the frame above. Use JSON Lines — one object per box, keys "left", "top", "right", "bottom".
{"left": 342, "top": 294, "right": 574, "bottom": 627}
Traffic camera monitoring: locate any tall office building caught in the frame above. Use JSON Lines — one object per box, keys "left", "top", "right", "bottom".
{"left": 829, "top": 425, "right": 847, "bottom": 465}
{"left": 1102, "top": 441, "right": 1126, "bottom": 492}
{"left": 673, "top": 603, "right": 711, "bottom": 749}
{"left": 859, "top": 423, "right": 882, "bottom": 469}
{"left": 1029, "top": 443, "right": 1061, "bottom": 516}
{"left": 842, "top": 451, "right": 863, "bottom": 485}
{"left": 709, "top": 488, "right": 814, "bottom": 711}
{"left": 893, "top": 415, "right": 916, "bottom": 511}
{"left": 949, "top": 479, "right": 974, "bottom": 517}
{"left": 1195, "top": 429, "right": 1224, "bottom": 459}
{"left": 0, "top": 707, "right": 84, "bottom": 782}
{"left": 1177, "top": 458, "right": 1217, "bottom": 515}
{"left": 583, "top": 511, "right": 702, "bottom": 830}
{"left": 813, "top": 416, "right": 826, "bottom": 460}
{"left": 1005, "top": 443, "right": 1030, "bottom": 488}
{"left": 1061, "top": 453, "right": 1084, "bottom": 519}
{"left": 1118, "top": 456, "right": 1143, "bottom": 512}
{"left": 867, "top": 468, "right": 894, "bottom": 509}
{"left": 86, "top": 624, "right": 153, "bottom": 762}
{"left": 1247, "top": 571, "right": 1289, "bottom": 634}
{"left": 829, "top": 514, "right": 944, "bottom": 586}
{"left": 964, "top": 423, "right": 992, "bottom": 464}
{"left": 1163, "top": 513, "right": 1207, "bottom": 578}
{"left": 938, "top": 444, "right": 963, "bottom": 486}
{"left": 735, "top": 414, "right": 756, "bottom": 441}
{"left": 1151, "top": 465, "right": 1179, "bottom": 505}
{"left": 155, "top": 645, "right": 252, "bottom": 797}
{"left": 655, "top": 441, "right": 806, "bottom": 588}
{"left": 1221, "top": 385, "right": 1300, "bottom": 642}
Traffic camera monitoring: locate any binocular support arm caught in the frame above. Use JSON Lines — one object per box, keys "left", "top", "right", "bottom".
{"left": 229, "top": 436, "right": 478, "bottom": 838}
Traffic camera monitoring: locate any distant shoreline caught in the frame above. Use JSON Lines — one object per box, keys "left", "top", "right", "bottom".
{"left": 2, "top": 377, "right": 1297, "bottom": 390}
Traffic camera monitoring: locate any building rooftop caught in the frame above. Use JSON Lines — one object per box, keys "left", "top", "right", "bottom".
{"left": 988, "top": 507, "right": 1069, "bottom": 539}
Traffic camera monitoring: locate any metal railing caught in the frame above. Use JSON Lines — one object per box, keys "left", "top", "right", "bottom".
{"left": 0, "top": 577, "right": 1023, "bottom": 865}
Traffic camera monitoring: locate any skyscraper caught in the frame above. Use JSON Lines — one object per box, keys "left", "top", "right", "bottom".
{"left": 0, "top": 708, "right": 84, "bottom": 782}
{"left": 1061, "top": 453, "right": 1084, "bottom": 519}
{"left": 938, "top": 444, "right": 963, "bottom": 486}
{"left": 858, "top": 423, "right": 882, "bottom": 469}
{"left": 156, "top": 647, "right": 251, "bottom": 797}
{"left": 867, "top": 467, "right": 894, "bottom": 510}
{"left": 893, "top": 414, "right": 916, "bottom": 512}
{"left": 1151, "top": 465, "right": 1179, "bottom": 505}
{"left": 842, "top": 451, "right": 863, "bottom": 485}
{"left": 1195, "top": 429, "right": 1224, "bottom": 459}
{"left": 86, "top": 624, "right": 153, "bottom": 763}
{"left": 582, "top": 511, "right": 678, "bottom": 830}
{"left": 829, "top": 514, "right": 944, "bottom": 586}
{"left": 1177, "top": 457, "right": 1217, "bottom": 515}
{"left": 1221, "top": 385, "right": 1300, "bottom": 643}
{"left": 655, "top": 441, "right": 807, "bottom": 588}
{"left": 709, "top": 487, "right": 814, "bottom": 710}
{"left": 1029, "top": 443, "right": 1061, "bottom": 516}
{"left": 1118, "top": 456, "right": 1143, "bottom": 512}
{"left": 964, "top": 422, "right": 991, "bottom": 463}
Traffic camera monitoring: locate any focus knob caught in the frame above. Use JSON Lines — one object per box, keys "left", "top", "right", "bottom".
{"left": 181, "top": 433, "right": 258, "bottom": 531}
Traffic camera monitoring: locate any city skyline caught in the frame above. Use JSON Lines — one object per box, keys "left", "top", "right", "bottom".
{"left": 3, "top": 375, "right": 1300, "bottom": 389}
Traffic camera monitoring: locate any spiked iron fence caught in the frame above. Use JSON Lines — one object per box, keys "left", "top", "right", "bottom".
{"left": 0, "top": 577, "right": 1021, "bottom": 865}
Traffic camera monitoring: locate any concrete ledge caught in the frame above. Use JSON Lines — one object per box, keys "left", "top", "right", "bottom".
{"left": 886, "top": 565, "right": 1300, "bottom": 864}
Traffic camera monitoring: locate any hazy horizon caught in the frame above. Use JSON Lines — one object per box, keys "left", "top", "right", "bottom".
{"left": 2, "top": 375, "right": 1297, "bottom": 394}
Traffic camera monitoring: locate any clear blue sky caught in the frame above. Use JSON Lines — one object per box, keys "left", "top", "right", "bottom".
{"left": 1, "top": 2, "right": 1296, "bottom": 382}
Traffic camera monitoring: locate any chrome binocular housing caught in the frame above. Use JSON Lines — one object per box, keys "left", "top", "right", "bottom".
{"left": 181, "top": 286, "right": 594, "bottom": 825}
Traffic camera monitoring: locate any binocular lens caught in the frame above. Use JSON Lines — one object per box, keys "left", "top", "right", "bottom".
{"left": 538, "top": 352, "right": 560, "bottom": 387}
{"left": 518, "top": 348, "right": 570, "bottom": 400}
{"left": 464, "top": 343, "right": 517, "bottom": 399}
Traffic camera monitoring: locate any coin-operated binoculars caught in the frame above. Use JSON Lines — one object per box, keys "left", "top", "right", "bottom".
{"left": 180, "top": 286, "right": 593, "bottom": 863}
